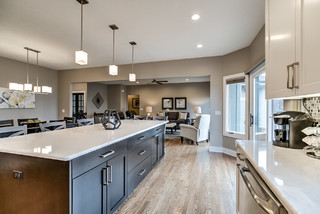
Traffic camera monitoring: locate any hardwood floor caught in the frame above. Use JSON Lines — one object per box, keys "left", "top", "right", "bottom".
{"left": 116, "top": 137, "right": 236, "bottom": 214}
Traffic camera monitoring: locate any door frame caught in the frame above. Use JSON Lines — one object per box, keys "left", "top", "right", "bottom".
{"left": 249, "top": 63, "right": 267, "bottom": 140}
{"left": 71, "top": 91, "right": 86, "bottom": 116}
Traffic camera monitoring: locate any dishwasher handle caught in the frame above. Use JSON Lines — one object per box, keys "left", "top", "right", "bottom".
{"left": 237, "top": 164, "right": 283, "bottom": 214}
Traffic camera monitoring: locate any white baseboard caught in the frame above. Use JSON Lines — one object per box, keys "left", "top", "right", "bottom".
{"left": 209, "top": 146, "right": 236, "bottom": 157}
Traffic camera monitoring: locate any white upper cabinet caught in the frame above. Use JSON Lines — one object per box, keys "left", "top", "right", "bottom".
{"left": 266, "top": 0, "right": 320, "bottom": 99}
{"left": 300, "top": 0, "right": 320, "bottom": 96}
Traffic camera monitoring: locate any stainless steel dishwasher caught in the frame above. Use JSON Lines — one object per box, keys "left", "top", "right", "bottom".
{"left": 236, "top": 151, "right": 288, "bottom": 214}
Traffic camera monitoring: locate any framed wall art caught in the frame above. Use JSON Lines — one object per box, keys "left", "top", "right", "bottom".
{"left": 175, "top": 97, "right": 187, "bottom": 110}
{"left": 132, "top": 98, "right": 139, "bottom": 108}
{"left": 0, "top": 88, "right": 35, "bottom": 109}
{"left": 162, "top": 97, "right": 173, "bottom": 110}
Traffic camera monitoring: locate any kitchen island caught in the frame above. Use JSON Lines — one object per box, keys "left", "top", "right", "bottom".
{"left": 0, "top": 120, "right": 166, "bottom": 214}
{"left": 236, "top": 140, "right": 320, "bottom": 214}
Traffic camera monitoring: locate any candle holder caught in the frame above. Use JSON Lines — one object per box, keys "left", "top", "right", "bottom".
{"left": 101, "top": 109, "right": 121, "bottom": 130}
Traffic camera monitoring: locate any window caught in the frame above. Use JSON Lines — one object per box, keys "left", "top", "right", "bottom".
{"left": 223, "top": 73, "right": 248, "bottom": 139}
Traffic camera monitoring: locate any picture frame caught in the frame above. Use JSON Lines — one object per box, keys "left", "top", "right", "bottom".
{"left": 162, "top": 97, "right": 173, "bottom": 110}
{"left": 132, "top": 98, "right": 139, "bottom": 108}
{"left": 175, "top": 97, "right": 187, "bottom": 110}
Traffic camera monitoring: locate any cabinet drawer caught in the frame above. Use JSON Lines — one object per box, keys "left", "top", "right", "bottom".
{"left": 72, "top": 140, "right": 127, "bottom": 178}
{"left": 128, "top": 139, "right": 152, "bottom": 172}
{"left": 152, "top": 125, "right": 165, "bottom": 136}
{"left": 127, "top": 129, "right": 153, "bottom": 150}
{"left": 128, "top": 155, "right": 152, "bottom": 195}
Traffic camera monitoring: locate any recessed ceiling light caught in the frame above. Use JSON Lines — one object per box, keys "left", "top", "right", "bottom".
{"left": 196, "top": 44, "right": 203, "bottom": 48}
{"left": 136, "top": 81, "right": 139, "bottom": 84}
{"left": 186, "top": 79, "right": 189, "bottom": 81}
{"left": 191, "top": 14, "right": 200, "bottom": 21}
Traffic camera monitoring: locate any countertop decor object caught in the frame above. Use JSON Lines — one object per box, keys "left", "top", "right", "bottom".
{"left": 236, "top": 139, "right": 320, "bottom": 214}
{"left": 101, "top": 109, "right": 121, "bottom": 130}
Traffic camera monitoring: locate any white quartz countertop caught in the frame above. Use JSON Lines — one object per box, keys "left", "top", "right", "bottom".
{"left": 0, "top": 120, "right": 166, "bottom": 161}
{"left": 236, "top": 140, "right": 320, "bottom": 214}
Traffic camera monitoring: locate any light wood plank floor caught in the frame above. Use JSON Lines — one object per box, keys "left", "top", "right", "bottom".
{"left": 117, "top": 137, "right": 236, "bottom": 214}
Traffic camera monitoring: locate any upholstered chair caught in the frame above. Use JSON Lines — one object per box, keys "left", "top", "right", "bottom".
{"left": 179, "top": 114, "right": 210, "bottom": 145}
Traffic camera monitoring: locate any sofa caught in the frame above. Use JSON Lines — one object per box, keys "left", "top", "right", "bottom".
{"left": 158, "top": 111, "right": 190, "bottom": 128}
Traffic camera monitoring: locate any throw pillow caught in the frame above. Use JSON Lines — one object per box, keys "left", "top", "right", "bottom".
{"left": 179, "top": 112, "right": 188, "bottom": 120}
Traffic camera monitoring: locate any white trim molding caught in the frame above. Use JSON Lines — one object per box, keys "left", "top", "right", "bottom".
{"left": 209, "top": 146, "right": 236, "bottom": 157}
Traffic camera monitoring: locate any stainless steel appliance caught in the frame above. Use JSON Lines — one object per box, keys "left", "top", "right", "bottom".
{"left": 236, "top": 152, "right": 288, "bottom": 214}
{"left": 273, "top": 111, "right": 313, "bottom": 149}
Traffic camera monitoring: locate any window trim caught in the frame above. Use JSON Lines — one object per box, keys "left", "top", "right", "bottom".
{"left": 223, "top": 72, "right": 249, "bottom": 140}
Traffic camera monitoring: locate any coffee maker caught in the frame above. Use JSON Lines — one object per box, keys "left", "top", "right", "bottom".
{"left": 273, "top": 111, "right": 313, "bottom": 149}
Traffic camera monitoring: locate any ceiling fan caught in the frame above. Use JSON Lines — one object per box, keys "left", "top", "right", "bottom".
{"left": 149, "top": 79, "right": 168, "bottom": 85}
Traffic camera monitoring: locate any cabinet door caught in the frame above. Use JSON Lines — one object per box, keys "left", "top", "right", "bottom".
{"left": 266, "top": 0, "right": 297, "bottom": 99}
{"left": 107, "top": 152, "right": 127, "bottom": 214}
{"left": 300, "top": 0, "right": 320, "bottom": 95}
{"left": 157, "top": 133, "right": 164, "bottom": 160}
{"left": 73, "top": 163, "right": 106, "bottom": 214}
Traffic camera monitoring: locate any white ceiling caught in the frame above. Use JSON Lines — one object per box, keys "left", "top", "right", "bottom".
{"left": 100, "top": 76, "right": 210, "bottom": 86}
{"left": 0, "top": 0, "right": 265, "bottom": 70}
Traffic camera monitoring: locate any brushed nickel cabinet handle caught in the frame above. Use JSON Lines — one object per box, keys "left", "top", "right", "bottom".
{"left": 287, "top": 64, "right": 294, "bottom": 89}
{"left": 138, "top": 169, "right": 146, "bottom": 176}
{"left": 99, "top": 150, "right": 115, "bottom": 158}
{"left": 138, "top": 136, "right": 146, "bottom": 141}
{"left": 138, "top": 150, "right": 146, "bottom": 156}
{"left": 107, "top": 165, "right": 112, "bottom": 184}
{"left": 156, "top": 128, "right": 161, "bottom": 132}
{"left": 292, "top": 62, "right": 299, "bottom": 89}
{"left": 102, "top": 167, "right": 108, "bottom": 186}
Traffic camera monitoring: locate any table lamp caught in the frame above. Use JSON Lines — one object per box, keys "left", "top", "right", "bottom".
{"left": 194, "top": 107, "right": 201, "bottom": 117}
{"left": 146, "top": 106, "right": 153, "bottom": 116}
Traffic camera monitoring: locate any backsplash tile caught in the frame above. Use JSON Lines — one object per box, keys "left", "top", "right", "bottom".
{"left": 302, "top": 97, "right": 320, "bottom": 120}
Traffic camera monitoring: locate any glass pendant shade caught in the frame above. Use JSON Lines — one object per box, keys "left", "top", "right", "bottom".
{"left": 129, "top": 73, "right": 136, "bottom": 82}
{"left": 109, "top": 65, "right": 118, "bottom": 75}
{"left": 34, "top": 86, "right": 41, "bottom": 93}
{"left": 24, "top": 83, "right": 33, "bottom": 91}
{"left": 42, "top": 86, "right": 52, "bottom": 94}
{"left": 9, "top": 83, "right": 23, "bottom": 91}
{"left": 75, "top": 50, "right": 88, "bottom": 65}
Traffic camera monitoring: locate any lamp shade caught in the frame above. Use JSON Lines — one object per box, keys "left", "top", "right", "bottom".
{"left": 129, "top": 73, "right": 136, "bottom": 82}
{"left": 34, "top": 86, "right": 41, "bottom": 93}
{"left": 194, "top": 107, "right": 201, "bottom": 114}
{"left": 42, "top": 86, "right": 52, "bottom": 94}
{"left": 109, "top": 65, "right": 118, "bottom": 75}
{"left": 9, "top": 83, "right": 23, "bottom": 91}
{"left": 75, "top": 50, "right": 88, "bottom": 65}
{"left": 24, "top": 83, "right": 32, "bottom": 91}
{"left": 146, "top": 106, "right": 152, "bottom": 113}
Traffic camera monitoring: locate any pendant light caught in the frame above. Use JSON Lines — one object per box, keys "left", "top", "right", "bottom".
{"left": 33, "top": 50, "right": 52, "bottom": 94}
{"left": 24, "top": 48, "right": 32, "bottom": 91}
{"left": 75, "top": 0, "right": 88, "bottom": 65}
{"left": 129, "top": 41, "right": 137, "bottom": 82}
{"left": 109, "top": 24, "right": 119, "bottom": 75}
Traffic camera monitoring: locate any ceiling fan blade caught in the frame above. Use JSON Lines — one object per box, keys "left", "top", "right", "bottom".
{"left": 157, "top": 82, "right": 163, "bottom": 84}
{"left": 157, "top": 80, "right": 168, "bottom": 83}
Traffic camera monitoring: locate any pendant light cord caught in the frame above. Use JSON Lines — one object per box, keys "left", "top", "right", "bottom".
{"left": 131, "top": 44, "right": 134, "bottom": 73}
{"left": 80, "top": 1, "right": 83, "bottom": 50}
{"left": 26, "top": 49, "right": 29, "bottom": 84}
{"left": 113, "top": 29, "right": 115, "bottom": 65}
{"left": 36, "top": 52, "right": 39, "bottom": 88}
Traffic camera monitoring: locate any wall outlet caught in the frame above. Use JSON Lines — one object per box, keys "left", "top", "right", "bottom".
{"left": 13, "top": 170, "right": 23, "bottom": 180}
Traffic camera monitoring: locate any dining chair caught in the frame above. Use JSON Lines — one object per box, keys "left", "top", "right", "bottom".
{"left": 0, "top": 119, "right": 14, "bottom": 127}
{"left": 77, "top": 118, "right": 94, "bottom": 126}
{"left": 0, "top": 125, "right": 27, "bottom": 138}
{"left": 40, "top": 121, "right": 66, "bottom": 132}
{"left": 17, "top": 118, "right": 38, "bottom": 126}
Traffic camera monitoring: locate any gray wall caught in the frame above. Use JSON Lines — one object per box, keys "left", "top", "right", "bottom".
{"left": 222, "top": 26, "right": 265, "bottom": 151}
{"left": 126, "top": 82, "right": 210, "bottom": 117}
{"left": 0, "top": 56, "right": 58, "bottom": 125}
{"left": 87, "top": 83, "right": 108, "bottom": 118}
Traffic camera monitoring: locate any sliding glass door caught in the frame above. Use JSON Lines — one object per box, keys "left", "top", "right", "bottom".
{"left": 250, "top": 66, "right": 267, "bottom": 141}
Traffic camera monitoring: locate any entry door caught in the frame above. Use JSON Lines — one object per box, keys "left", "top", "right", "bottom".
{"left": 72, "top": 92, "right": 85, "bottom": 115}
{"left": 250, "top": 66, "right": 267, "bottom": 141}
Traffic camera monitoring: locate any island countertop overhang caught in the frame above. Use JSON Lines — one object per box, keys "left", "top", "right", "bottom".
{"left": 0, "top": 120, "right": 167, "bottom": 161}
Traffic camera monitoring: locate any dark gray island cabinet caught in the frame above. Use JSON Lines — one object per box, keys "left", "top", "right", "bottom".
{"left": 0, "top": 121, "right": 166, "bottom": 214}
